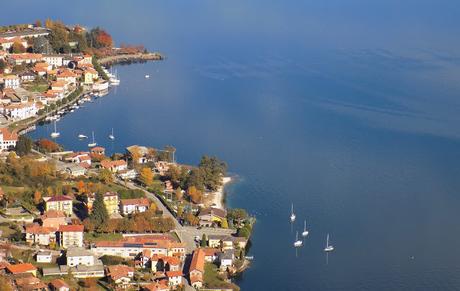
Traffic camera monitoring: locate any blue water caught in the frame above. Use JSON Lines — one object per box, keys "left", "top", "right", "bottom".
{"left": 4, "top": 1, "right": 460, "bottom": 290}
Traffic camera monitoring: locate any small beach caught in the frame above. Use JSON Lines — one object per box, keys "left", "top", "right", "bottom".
{"left": 209, "top": 176, "right": 232, "bottom": 209}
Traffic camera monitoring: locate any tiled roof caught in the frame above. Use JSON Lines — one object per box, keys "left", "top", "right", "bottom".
{"left": 166, "top": 270, "right": 182, "bottom": 277}
{"left": 190, "top": 249, "right": 205, "bottom": 273}
{"left": 107, "top": 264, "right": 134, "bottom": 281}
{"left": 50, "top": 278, "right": 69, "bottom": 288}
{"left": 7, "top": 263, "right": 36, "bottom": 274}
{"left": 47, "top": 195, "right": 73, "bottom": 202}
{"left": 120, "top": 198, "right": 149, "bottom": 207}
{"left": 41, "top": 210, "right": 66, "bottom": 219}
{"left": 0, "top": 127, "right": 18, "bottom": 141}
{"left": 58, "top": 224, "right": 84, "bottom": 232}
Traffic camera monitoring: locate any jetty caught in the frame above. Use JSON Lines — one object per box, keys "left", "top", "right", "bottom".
{"left": 98, "top": 52, "right": 164, "bottom": 66}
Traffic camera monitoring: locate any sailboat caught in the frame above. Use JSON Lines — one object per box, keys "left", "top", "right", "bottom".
{"left": 302, "top": 220, "right": 309, "bottom": 237}
{"left": 108, "top": 128, "right": 115, "bottom": 140}
{"left": 290, "top": 203, "right": 296, "bottom": 223}
{"left": 324, "top": 234, "right": 334, "bottom": 252}
{"left": 88, "top": 131, "right": 97, "bottom": 147}
{"left": 50, "top": 121, "right": 60, "bottom": 138}
{"left": 110, "top": 69, "right": 120, "bottom": 85}
{"left": 293, "top": 231, "right": 303, "bottom": 247}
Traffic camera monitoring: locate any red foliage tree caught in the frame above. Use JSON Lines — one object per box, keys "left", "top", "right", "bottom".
{"left": 96, "top": 30, "right": 113, "bottom": 48}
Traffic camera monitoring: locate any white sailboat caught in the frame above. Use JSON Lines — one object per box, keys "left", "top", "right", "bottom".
{"left": 50, "top": 121, "right": 60, "bottom": 138}
{"left": 302, "top": 220, "right": 309, "bottom": 237}
{"left": 110, "top": 69, "right": 120, "bottom": 85}
{"left": 108, "top": 128, "right": 115, "bottom": 140}
{"left": 293, "top": 231, "right": 303, "bottom": 247}
{"left": 290, "top": 203, "right": 296, "bottom": 223}
{"left": 324, "top": 233, "right": 334, "bottom": 252}
{"left": 88, "top": 131, "right": 97, "bottom": 147}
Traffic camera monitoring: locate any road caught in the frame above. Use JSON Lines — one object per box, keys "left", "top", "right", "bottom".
{"left": 116, "top": 179, "right": 235, "bottom": 252}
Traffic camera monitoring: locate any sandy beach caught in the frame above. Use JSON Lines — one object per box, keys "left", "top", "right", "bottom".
{"left": 209, "top": 176, "right": 232, "bottom": 209}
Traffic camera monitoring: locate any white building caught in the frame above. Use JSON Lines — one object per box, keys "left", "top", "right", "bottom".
{"left": 3, "top": 75, "right": 20, "bottom": 89}
{"left": 120, "top": 198, "right": 150, "bottom": 216}
{"left": 2, "top": 102, "right": 38, "bottom": 120}
{"left": 58, "top": 225, "right": 84, "bottom": 248}
{"left": 66, "top": 247, "right": 96, "bottom": 267}
{"left": 0, "top": 128, "right": 18, "bottom": 151}
{"left": 43, "top": 55, "right": 64, "bottom": 67}
{"left": 36, "top": 251, "right": 52, "bottom": 263}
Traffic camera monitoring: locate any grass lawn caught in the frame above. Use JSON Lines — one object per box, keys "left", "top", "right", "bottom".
{"left": 23, "top": 83, "right": 49, "bottom": 93}
{"left": 0, "top": 223, "right": 17, "bottom": 238}
{"left": 11, "top": 248, "right": 35, "bottom": 263}
{"left": 84, "top": 232, "right": 123, "bottom": 242}
{"left": 204, "top": 263, "right": 240, "bottom": 291}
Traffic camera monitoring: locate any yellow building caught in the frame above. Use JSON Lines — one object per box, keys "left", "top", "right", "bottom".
{"left": 83, "top": 67, "right": 98, "bottom": 85}
{"left": 86, "top": 192, "right": 119, "bottom": 215}
{"left": 44, "top": 196, "right": 73, "bottom": 216}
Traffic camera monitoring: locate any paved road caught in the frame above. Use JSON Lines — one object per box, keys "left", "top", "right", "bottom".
{"left": 116, "top": 179, "right": 236, "bottom": 252}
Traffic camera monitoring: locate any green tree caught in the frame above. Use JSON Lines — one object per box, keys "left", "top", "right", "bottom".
{"left": 199, "top": 156, "right": 227, "bottom": 191}
{"left": 15, "top": 135, "right": 33, "bottom": 155}
{"left": 90, "top": 192, "right": 109, "bottom": 231}
{"left": 98, "top": 168, "right": 113, "bottom": 184}
{"left": 201, "top": 234, "right": 207, "bottom": 247}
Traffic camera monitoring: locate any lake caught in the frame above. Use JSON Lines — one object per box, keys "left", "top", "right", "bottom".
{"left": 4, "top": 1, "right": 460, "bottom": 290}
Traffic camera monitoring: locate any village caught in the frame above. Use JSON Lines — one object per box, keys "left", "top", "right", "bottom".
{"left": 0, "top": 21, "right": 253, "bottom": 291}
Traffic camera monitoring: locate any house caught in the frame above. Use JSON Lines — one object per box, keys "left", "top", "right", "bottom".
{"left": 207, "top": 235, "right": 234, "bottom": 250}
{"left": 120, "top": 198, "right": 150, "bottom": 215}
{"left": 56, "top": 69, "right": 77, "bottom": 84}
{"left": 154, "top": 161, "right": 171, "bottom": 176}
{"left": 143, "top": 282, "right": 170, "bottom": 291}
{"left": 8, "top": 53, "right": 43, "bottom": 65}
{"left": 91, "top": 235, "right": 186, "bottom": 259}
{"left": 36, "top": 251, "right": 52, "bottom": 263}
{"left": 57, "top": 163, "right": 86, "bottom": 177}
{"left": 20, "top": 71, "right": 36, "bottom": 82}
{"left": 218, "top": 249, "right": 234, "bottom": 271}
{"left": 49, "top": 279, "right": 70, "bottom": 291}
{"left": 2, "top": 75, "right": 20, "bottom": 89}
{"left": 189, "top": 249, "right": 205, "bottom": 289}
{"left": 100, "top": 159, "right": 127, "bottom": 173}
{"left": 0, "top": 127, "right": 18, "bottom": 151}
{"left": 0, "top": 37, "right": 28, "bottom": 51}
{"left": 166, "top": 270, "right": 182, "bottom": 287}
{"left": 25, "top": 224, "right": 56, "bottom": 246}
{"left": 64, "top": 151, "right": 91, "bottom": 165}
{"left": 90, "top": 146, "right": 105, "bottom": 156}
{"left": 14, "top": 276, "right": 47, "bottom": 291}
{"left": 58, "top": 224, "right": 84, "bottom": 248}
{"left": 83, "top": 67, "right": 98, "bottom": 84}
{"left": 2, "top": 101, "right": 38, "bottom": 120}
{"left": 106, "top": 264, "right": 135, "bottom": 286}
{"left": 44, "top": 195, "right": 73, "bottom": 215}
{"left": 202, "top": 248, "right": 219, "bottom": 263}
{"left": 43, "top": 55, "right": 64, "bottom": 68}
{"left": 51, "top": 80, "right": 69, "bottom": 92}
{"left": 150, "top": 255, "right": 181, "bottom": 272}
{"left": 126, "top": 145, "right": 155, "bottom": 164}
{"left": 85, "top": 192, "right": 119, "bottom": 215}
{"left": 198, "top": 207, "right": 227, "bottom": 226}
{"left": 117, "top": 169, "right": 137, "bottom": 180}
{"left": 7, "top": 263, "right": 37, "bottom": 277}
{"left": 66, "top": 247, "right": 96, "bottom": 267}
{"left": 40, "top": 210, "right": 67, "bottom": 229}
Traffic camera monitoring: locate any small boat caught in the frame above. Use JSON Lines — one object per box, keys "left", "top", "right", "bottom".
{"left": 50, "top": 121, "right": 60, "bottom": 138}
{"left": 302, "top": 220, "right": 309, "bottom": 237}
{"left": 145, "top": 74, "right": 150, "bottom": 79}
{"left": 290, "top": 203, "right": 296, "bottom": 223}
{"left": 244, "top": 256, "right": 254, "bottom": 261}
{"left": 293, "top": 231, "right": 303, "bottom": 247}
{"left": 108, "top": 128, "right": 115, "bottom": 140}
{"left": 78, "top": 134, "right": 88, "bottom": 139}
{"left": 324, "top": 233, "right": 334, "bottom": 252}
{"left": 88, "top": 131, "right": 97, "bottom": 147}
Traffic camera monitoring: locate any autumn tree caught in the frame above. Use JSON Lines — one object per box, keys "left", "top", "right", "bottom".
{"left": 185, "top": 212, "right": 199, "bottom": 226}
{"left": 11, "top": 41, "right": 26, "bottom": 53}
{"left": 90, "top": 192, "right": 109, "bottom": 231}
{"left": 76, "top": 180, "right": 86, "bottom": 193}
{"left": 36, "top": 138, "right": 62, "bottom": 153}
{"left": 175, "top": 187, "right": 183, "bottom": 201}
{"left": 98, "top": 168, "right": 113, "bottom": 184}
{"left": 0, "top": 275, "right": 13, "bottom": 291}
{"left": 35, "top": 20, "right": 42, "bottom": 27}
{"left": 139, "top": 167, "right": 154, "bottom": 187}
{"left": 33, "top": 190, "right": 41, "bottom": 205}
{"left": 187, "top": 186, "right": 202, "bottom": 204}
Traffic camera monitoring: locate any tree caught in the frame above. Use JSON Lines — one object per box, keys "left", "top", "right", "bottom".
{"left": 35, "top": 19, "right": 42, "bottom": 27}
{"left": 15, "top": 135, "right": 33, "bottom": 156}
{"left": 11, "top": 41, "right": 26, "bottom": 53}
{"left": 33, "top": 190, "right": 41, "bottom": 205}
{"left": 199, "top": 156, "right": 227, "bottom": 191}
{"left": 221, "top": 218, "right": 229, "bottom": 229}
{"left": 201, "top": 234, "right": 207, "bottom": 247}
{"left": 187, "top": 186, "right": 202, "bottom": 204}
{"left": 174, "top": 187, "right": 183, "bottom": 201}
{"left": 90, "top": 192, "right": 109, "bottom": 231}
{"left": 76, "top": 180, "right": 86, "bottom": 193}
{"left": 36, "top": 139, "right": 61, "bottom": 153}
{"left": 227, "top": 208, "right": 248, "bottom": 225}
{"left": 98, "top": 168, "right": 113, "bottom": 184}
{"left": 185, "top": 212, "right": 199, "bottom": 226}
{"left": 0, "top": 275, "right": 13, "bottom": 291}
{"left": 186, "top": 168, "right": 205, "bottom": 191}
{"left": 0, "top": 60, "right": 6, "bottom": 74}
{"left": 139, "top": 167, "right": 154, "bottom": 187}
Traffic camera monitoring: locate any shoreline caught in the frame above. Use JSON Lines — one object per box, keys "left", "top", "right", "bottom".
{"left": 98, "top": 52, "right": 163, "bottom": 66}
{"left": 209, "top": 176, "right": 232, "bottom": 209}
